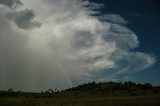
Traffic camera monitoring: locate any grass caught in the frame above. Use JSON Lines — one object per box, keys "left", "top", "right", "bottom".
{"left": 1, "top": 95, "right": 160, "bottom": 106}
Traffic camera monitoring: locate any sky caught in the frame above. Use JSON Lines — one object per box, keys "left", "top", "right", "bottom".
{"left": 0, "top": 0, "right": 159, "bottom": 91}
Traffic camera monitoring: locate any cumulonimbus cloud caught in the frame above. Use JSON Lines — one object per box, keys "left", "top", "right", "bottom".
{"left": 0, "top": 0, "right": 156, "bottom": 91}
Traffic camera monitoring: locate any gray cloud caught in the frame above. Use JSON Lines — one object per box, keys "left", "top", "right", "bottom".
{"left": 0, "top": 0, "right": 156, "bottom": 91}
{"left": 7, "top": 9, "right": 41, "bottom": 29}
{"left": 0, "top": 0, "right": 22, "bottom": 8}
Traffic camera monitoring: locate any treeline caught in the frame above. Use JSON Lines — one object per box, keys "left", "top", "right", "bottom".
{"left": 67, "top": 81, "right": 160, "bottom": 91}
{"left": 0, "top": 81, "right": 160, "bottom": 98}
{"left": 0, "top": 88, "right": 57, "bottom": 98}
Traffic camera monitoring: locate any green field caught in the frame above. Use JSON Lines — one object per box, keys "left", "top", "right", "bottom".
{"left": 1, "top": 95, "right": 160, "bottom": 106}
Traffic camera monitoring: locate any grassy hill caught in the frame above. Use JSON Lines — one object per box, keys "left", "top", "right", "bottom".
{"left": 58, "top": 81, "right": 159, "bottom": 97}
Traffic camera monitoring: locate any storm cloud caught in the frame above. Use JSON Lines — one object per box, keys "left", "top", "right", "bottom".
{"left": 6, "top": 9, "right": 41, "bottom": 29}
{"left": 0, "top": 0, "right": 156, "bottom": 91}
{"left": 0, "top": 0, "right": 22, "bottom": 8}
